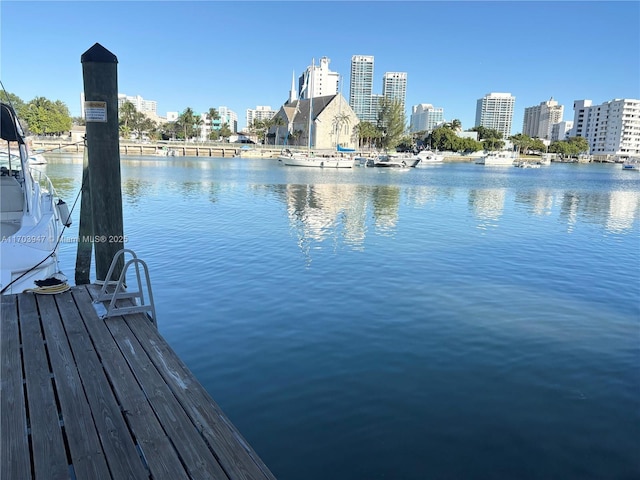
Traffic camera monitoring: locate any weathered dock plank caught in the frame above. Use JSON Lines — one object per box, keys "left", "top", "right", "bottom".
{"left": 1, "top": 285, "right": 276, "bottom": 479}
{"left": 122, "top": 307, "right": 277, "bottom": 480}
{"left": 1, "top": 294, "right": 31, "bottom": 480}
{"left": 36, "top": 293, "right": 112, "bottom": 479}
{"left": 18, "top": 293, "right": 69, "bottom": 480}
{"left": 51, "top": 291, "right": 149, "bottom": 479}
{"left": 71, "top": 286, "right": 189, "bottom": 480}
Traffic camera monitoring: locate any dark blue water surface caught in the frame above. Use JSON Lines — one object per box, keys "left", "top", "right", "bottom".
{"left": 43, "top": 155, "right": 639, "bottom": 479}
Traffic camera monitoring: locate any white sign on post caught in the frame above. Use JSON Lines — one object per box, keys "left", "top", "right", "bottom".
{"left": 84, "top": 101, "right": 107, "bottom": 122}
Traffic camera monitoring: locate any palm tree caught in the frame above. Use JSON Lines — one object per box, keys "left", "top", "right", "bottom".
{"left": 271, "top": 116, "right": 286, "bottom": 146}
{"left": 207, "top": 107, "right": 220, "bottom": 138}
{"left": 193, "top": 115, "right": 204, "bottom": 141}
{"left": 249, "top": 118, "right": 265, "bottom": 144}
{"left": 355, "top": 121, "right": 380, "bottom": 150}
{"left": 219, "top": 123, "right": 232, "bottom": 142}
{"left": 289, "top": 129, "right": 303, "bottom": 146}
{"left": 178, "top": 107, "right": 195, "bottom": 141}
{"left": 332, "top": 112, "right": 351, "bottom": 148}
{"left": 119, "top": 101, "right": 136, "bottom": 132}
{"left": 262, "top": 117, "right": 274, "bottom": 145}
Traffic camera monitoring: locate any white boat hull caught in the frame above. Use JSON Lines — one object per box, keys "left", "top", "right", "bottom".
{"left": 1, "top": 102, "right": 66, "bottom": 294}
{"left": 416, "top": 151, "right": 444, "bottom": 167}
{"left": 476, "top": 152, "right": 518, "bottom": 166}
{"left": 279, "top": 154, "right": 354, "bottom": 168}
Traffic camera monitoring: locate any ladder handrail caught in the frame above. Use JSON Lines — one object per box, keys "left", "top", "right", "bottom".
{"left": 94, "top": 249, "right": 157, "bottom": 326}
{"left": 96, "top": 248, "right": 139, "bottom": 302}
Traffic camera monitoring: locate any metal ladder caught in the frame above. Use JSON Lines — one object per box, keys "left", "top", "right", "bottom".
{"left": 94, "top": 249, "right": 157, "bottom": 326}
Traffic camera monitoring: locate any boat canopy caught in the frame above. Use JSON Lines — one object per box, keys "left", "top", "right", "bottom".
{"left": 1, "top": 102, "right": 26, "bottom": 144}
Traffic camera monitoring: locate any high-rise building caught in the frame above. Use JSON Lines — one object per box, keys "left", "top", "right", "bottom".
{"left": 409, "top": 104, "right": 444, "bottom": 133}
{"left": 382, "top": 72, "right": 407, "bottom": 111}
{"left": 246, "top": 106, "right": 276, "bottom": 130}
{"left": 475, "top": 92, "right": 516, "bottom": 139}
{"left": 116, "top": 94, "right": 157, "bottom": 117}
{"left": 349, "top": 55, "right": 375, "bottom": 123}
{"left": 570, "top": 100, "right": 592, "bottom": 138}
{"left": 551, "top": 120, "right": 573, "bottom": 142}
{"left": 298, "top": 57, "right": 340, "bottom": 100}
{"left": 197, "top": 107, "right": 239, "bottom": 140}
{"left": 217, "top": 106, "right": 238, "bottom": 133}
{"left": 570, "top": 98, "right": 640, "bottom": 159}
{"left": 522, "top": 98, "right": 564, "bottom": 140}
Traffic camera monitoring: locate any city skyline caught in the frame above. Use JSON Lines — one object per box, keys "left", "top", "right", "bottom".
{"left": 1, "top": 1, "right": 638, "bottom": 133}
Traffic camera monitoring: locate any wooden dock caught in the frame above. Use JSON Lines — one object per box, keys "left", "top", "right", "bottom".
{"left": 1, "top": 284, "right": 276, "bottom": 480}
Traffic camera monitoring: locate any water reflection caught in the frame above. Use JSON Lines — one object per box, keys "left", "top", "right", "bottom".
{"left": 285, "top": 183, "right": 366, "bottom": 262}
{"left": 514, "top": 190, "right": 554, "bottom": 217}
{"left": 607, "top": 190, "right": 639, "bottom": 233}
{"left": 282, "top": 180, "right": 639, "bottom": 256}
{"left": 558, "top": 190, "right": 640, "bottom": 234}
{"left": 405, "top": 185, "right": 455, "bottom": 207}
{"left": 122, "top": 178, "right": 152, "bottom": 206}
{"left": 41, "top": 158, "right": 640, "bottom": 257}
{"left": 50, "top": 176, "right": 78, "bottom": 201}
{"left": 469, "top": 188, "right": 506, "bottom": 230}
{"left": 371, "top": 185, "right": 401, "bottom": 235}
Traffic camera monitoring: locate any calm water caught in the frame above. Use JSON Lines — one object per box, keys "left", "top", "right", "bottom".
{"left": 42, "top": 154, "right": 639, "bottom": 479}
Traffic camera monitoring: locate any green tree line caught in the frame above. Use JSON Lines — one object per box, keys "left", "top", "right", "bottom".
{"left": 0, "top": 91, "right": 72, "bottom": 135}
{"left": 413, "top": 122, "right": 589, "bottom": 157}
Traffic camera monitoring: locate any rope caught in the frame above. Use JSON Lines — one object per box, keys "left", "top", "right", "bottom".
{"left": 24, "top": 283, "right": 71, "bottom": 295}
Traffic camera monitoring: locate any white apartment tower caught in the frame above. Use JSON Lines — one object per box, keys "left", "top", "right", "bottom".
{"left": 217, "top": 106, "right": 238, "bottom": 133}
{"left": 298, "top": 57, "right": 340, "bottom": 100}
{"left": 349, "top": 55, "right": 375, "bottom": 123}
{"left": 571, "top": 98, "right": 640, "bottom": 159}
{"left": 475, "top": 92, "right": 516, "bottom": 139}
{"left": 116, "top": 94, "right": 158, "bottom": 117}
{"left": 246, "top": 106, "right": 276, "bottom": 130}
{"left": 570, "top": 100, "right": 592, "bottom": 138}
{"left": 551, "top": 121, "right": 574, "bottom": 142}
{"left": 410, "top": 104, "right": 444, "bottom": 133}
{"left": 382, "top": 72, "right": 408, "bottom": 111}
{"left": 198, "top": 106, "right": 239, "bottom": 140}
{"left": 522, "top": 98, "right": 564, "bottom": 140}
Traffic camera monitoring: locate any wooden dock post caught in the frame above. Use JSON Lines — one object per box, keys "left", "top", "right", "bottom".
{"left": 80, "top": 43, "right": 124, "bottom": 282}
{"left": 75, "top": 146, "right": 92, "bottom": 284}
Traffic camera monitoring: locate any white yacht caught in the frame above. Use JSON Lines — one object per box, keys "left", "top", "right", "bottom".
{"left": 1, "top": 102, "right": 70, "bottom": 294}
{"left": 1, "top": 149, "right": 47, "bottom": 165}
{"left": 476, "top": 151, "right": 518, "bottom": 166}
{"left": 278, "top": 149, "right": 354, "bottom": 168}
{"left": 415, "top": 150, "right": 444, "bottom": 166}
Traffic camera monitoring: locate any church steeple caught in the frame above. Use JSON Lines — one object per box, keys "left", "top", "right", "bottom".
{"left": 289, "top": 70, "right": 298, "bottom": 104}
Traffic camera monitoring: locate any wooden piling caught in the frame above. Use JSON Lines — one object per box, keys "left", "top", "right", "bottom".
{"left": 75, "top": 146, "right": 92, "bottom": 284}
{"left": 80, "top": 43, "right": 124, "bottom": 282}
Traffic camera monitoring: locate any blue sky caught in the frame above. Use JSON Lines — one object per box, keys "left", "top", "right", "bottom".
{"left": 1, "top": 1, "right": 639, "bottom": 132}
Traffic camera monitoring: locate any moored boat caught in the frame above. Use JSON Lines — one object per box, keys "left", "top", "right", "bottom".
{"left": 366, "top": 154, "right": 411, "bottom": 168}
{"left": 278, "top": 148, "right": 354, "bottom": 168}
{"left": 1, "top": 102, "right": 70, "bottom": 294}
{"left": 622, "top": 157, "right": 639, "bottom": 170}
{"left": 389, "top": 152, "right": 420, "bottom": 167}
{"left": 1, "top": 149, "right": 47, "bottom": 165}
{"left": 514, "top": 161, "right": 540, "bottom": 168}
{"left": 538, "top": 153, "right": 552, "bottom": 165}
{"left": 415, "top": 150, "right": 444, "bottom": 167}
{"left": 476, "top": 150, "right": 518, "bottom": 166}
